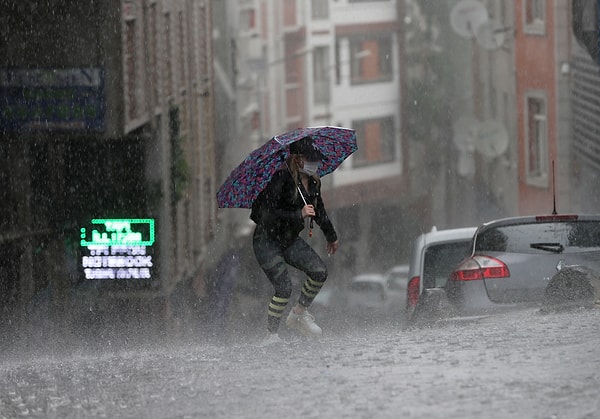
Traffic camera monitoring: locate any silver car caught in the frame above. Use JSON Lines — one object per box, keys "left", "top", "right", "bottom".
{"left": 406, "top": 226, "right": 478, "bottom": 323}
{"left": 446, "top": 214, "right": 600, "bottom": 315}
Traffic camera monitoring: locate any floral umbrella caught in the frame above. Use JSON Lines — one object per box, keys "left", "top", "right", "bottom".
{"left": 216, "top": 126, "right": 357, "bottom": 208}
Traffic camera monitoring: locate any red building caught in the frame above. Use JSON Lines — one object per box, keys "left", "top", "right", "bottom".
{"left": 514, "top": 0, "right": 570, "bottom": 215}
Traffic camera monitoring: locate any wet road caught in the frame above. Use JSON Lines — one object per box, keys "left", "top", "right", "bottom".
{"left": 1, "top": 307, "right": 599, "bottom": 418}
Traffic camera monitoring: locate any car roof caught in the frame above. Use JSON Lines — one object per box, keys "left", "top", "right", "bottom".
{"left": 477, "top": 214, "right": 600, "bottom": 233}
{"left": 416, "top": 226, "right": 477, "bottom": 246}
{"left": 351, "top": 273, "right": 385, "bottom": 283}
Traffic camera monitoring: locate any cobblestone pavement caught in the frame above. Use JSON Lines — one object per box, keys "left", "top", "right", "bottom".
{"left": 1, "top": 307, "right": 599, "bottom": 418}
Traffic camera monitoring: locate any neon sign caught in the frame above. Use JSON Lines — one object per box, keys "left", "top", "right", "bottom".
{"left": 79, "top": 218, "right": 155, "bottom": 280}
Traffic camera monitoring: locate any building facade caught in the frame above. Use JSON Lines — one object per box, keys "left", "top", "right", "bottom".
{"left": 571, "top": 0, "right": 600, "bottom": 213}
{"left": 466, "top": 0, "right": 573, "bottom": 218}
{"left": 0, "top": 0, "right": 217, "bottom": 339}
{"left": 224, "top": 0, "right": 597, "bottom": 284}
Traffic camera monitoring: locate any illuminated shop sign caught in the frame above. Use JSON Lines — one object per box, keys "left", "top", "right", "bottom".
{"left": 80, "top": 218, "right": 155, "bottom": 280}
{"left": 0, "top": 67, "right": 105, "bottom": 131}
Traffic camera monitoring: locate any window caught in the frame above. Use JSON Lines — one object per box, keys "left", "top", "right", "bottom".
{"left": 149, "top": 3, "right": 159, "bottom": 104}
{"left": 490, "top": 86, "right": 497, "bottom": 119}
{"left": 313, "top": 46, "right": 330, "bottom": 104}
{"left": 178, "top": 12, "right": 185, "bottom": 90}
{"left": 164, "top": 12, "right": 172, "bottom": 98}
{"left": 525, "top": 94, "right": 548, "bottom": 186}
{"left": 423, "top": 242, "right": 472, "bottom": 288}
{"left": 124, "top": 19, "right": 137, "bottom": 120}
{"left": 475, "top": 221, "right": 600, "bottom": 254}
{"left": 352, "top": 116, "right": 395, "bottom": 167}
{"left": 240, "top": 8, "right": 256, "bottom": 32}
{"left": 311, "top": 0, "right": 328, "bottom": 19}
{"left": 349, "top": 35, "right": 392, "bottom": 84}
{"left": 500, "top": 1, "right": 507, "bottom": 24}
{"left": 523, "top": 0, "right": 545, "bottom": 34}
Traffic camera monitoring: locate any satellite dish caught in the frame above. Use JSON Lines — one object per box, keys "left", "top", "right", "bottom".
{"left": 453, "top": 115, "right": 479, "bottom": 151}
{"left": 450, "top": 0, "right": 488, "bottom": 39}
{"left": 475, "top": 21, "right": 507, "bottom": 50}
{"left": 475, "top": 120, "right": 509, "bottom": 158}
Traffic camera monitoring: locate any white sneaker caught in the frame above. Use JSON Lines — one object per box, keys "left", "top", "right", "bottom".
{"left": 286, "top": 309, "right": 322, "bottom": 337}
{"left": 257, "top": 332, "right": 283, "bottom": 347}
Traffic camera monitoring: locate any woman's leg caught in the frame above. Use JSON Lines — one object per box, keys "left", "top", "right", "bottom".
{"left": 253, "top": 226, "right": 292, "bottom": 333}
{"left": 284, "top": 237, "right": 328, "bottom": 308}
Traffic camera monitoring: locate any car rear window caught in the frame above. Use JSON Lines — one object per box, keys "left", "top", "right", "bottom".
{"left": 423, "top": 241, "right": 472, "bottom": 288}
{"left": 475, "top": 220, "right": 600, "bottom": 254}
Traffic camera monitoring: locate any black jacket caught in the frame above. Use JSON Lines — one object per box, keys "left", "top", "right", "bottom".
{"left": 250, "top": 169, "right": 337, "bottom": 246}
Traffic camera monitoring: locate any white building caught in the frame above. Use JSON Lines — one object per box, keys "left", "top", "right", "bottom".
{"left": 230, "top": 0, "right": 417, "bottom": 275}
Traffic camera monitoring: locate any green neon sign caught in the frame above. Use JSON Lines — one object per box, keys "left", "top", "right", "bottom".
{"left": 80, "top": 218, "right": 155, "bottom": 247}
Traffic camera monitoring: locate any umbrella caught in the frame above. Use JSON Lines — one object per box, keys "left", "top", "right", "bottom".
{"left": 216, "top": 126, "right": 357, "bottom": 208}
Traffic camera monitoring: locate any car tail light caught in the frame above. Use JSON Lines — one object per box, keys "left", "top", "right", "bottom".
{"left": 451, "top": 255, "right": 510, "bottom": 281}
{"left": 407, "top": 276, "right": 420, "bottom": 307}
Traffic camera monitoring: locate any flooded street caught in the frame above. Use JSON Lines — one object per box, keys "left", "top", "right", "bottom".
{"left": 1, "top": 307, "right": 599, "bottom": 418}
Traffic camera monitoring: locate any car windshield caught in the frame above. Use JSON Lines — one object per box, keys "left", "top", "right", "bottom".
{"left": 423, "top": 241, "right": 472, "bottom": 288}
{"left": 475, "top": 221, "right": 600, "bottom": 254}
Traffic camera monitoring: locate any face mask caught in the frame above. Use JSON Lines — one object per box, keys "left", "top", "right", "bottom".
{"left": 301, "top": 161, "right": 319, "bottom": 176}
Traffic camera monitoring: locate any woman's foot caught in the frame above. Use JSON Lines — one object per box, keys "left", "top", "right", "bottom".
{"left": 286, "top": 309, "right": 322, "bottom": 337}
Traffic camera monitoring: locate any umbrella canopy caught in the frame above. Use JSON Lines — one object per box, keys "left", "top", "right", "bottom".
{"left": 216, "top": 126, "right": 357, "bottom": 208}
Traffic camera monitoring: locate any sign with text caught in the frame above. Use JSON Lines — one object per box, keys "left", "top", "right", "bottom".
{"left": 80, "top": 218, "right": 155, "bottom": 280}
{"left": 0, "top": 67, "right": 105, "bottom": 131}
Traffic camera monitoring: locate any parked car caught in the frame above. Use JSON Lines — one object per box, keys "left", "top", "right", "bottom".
{"left": 346, "top": 273, "right": 404, "bottom": 323}
{"left": 406, "top": 226, "right": 477, "bottom": 324}
{"left": 384, "top": 264, "right": 410, "bottom": 311}
{"left": 446, "top": 214, "right": 600, "bottom": 316}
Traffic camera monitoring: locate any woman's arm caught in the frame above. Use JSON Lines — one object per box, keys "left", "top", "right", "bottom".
{"left": 312, "top": 187, "right": 337, "bottom": 243}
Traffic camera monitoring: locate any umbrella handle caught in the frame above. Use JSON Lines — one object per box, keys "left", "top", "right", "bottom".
{"left": 296, "top": 184, "right": 314, "bottom": 237}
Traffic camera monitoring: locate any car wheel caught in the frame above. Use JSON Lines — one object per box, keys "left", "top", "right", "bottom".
{"left": 411, "top": 288, "right": 457, "bottom": 327}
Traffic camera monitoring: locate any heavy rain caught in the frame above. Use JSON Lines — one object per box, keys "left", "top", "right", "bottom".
{"left": 1, "top": 0, "right": 600, "bottom": 418}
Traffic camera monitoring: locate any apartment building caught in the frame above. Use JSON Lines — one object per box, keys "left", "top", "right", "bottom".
{"left": 513, "top": 0, "right": 572, "bottom": 214}
{"left": 467, "top": 0, "right": 572, "bottom": 217}
{"left": 571, "top": 0, "right": 600, "bottom": 212}
{"left": 0, "top": 0, "right": 217, "bottom": 337}
{"left": 230, "top": 0, "right": 423, "bottom": 275}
